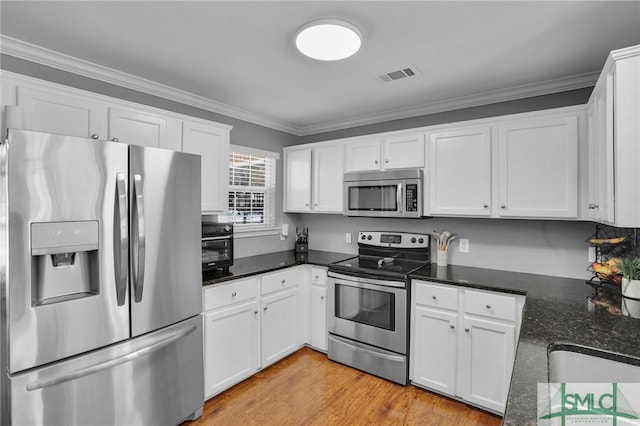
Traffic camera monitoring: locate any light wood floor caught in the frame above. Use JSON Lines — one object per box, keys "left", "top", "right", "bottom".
{"left": 184, "top": 347, "right": 502, "bottom": 426}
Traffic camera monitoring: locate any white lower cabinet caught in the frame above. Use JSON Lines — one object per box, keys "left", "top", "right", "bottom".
{"left": 309, "top": 266, "right": 328, "bottom": 351}
{"left": 410, "top": 280, "right": 524, "bottom": 414}
{"left": 204, "top": 300, "right": 260, "bottom": 398}
{"left": 203, "top": 266, "right": 318, "bottom": 400}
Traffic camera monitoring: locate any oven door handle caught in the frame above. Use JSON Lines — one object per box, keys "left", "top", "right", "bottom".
{"left": 329, "top": 335, "right": 406, "bottom": 363}
{"left": 328, "top": 272, "right": 406, "bottom": 289}
{"left": 202, "top": 236, "right": 231, "bottom": 241}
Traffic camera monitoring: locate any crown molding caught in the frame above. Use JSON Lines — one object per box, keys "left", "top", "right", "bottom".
{"left": 1, "top": 35, "right": 599, "bottom": 138}
{"left": 298, "top": 71, "right": 598, "bottom": 136}
{"left": 0, "top": 36, "right": 301, "bottom": 135}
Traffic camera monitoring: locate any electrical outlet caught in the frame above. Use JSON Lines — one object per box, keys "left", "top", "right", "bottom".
{"left": 345, "top": 233, "right": 352, "bottom": 244}
{"left": 459, "top": 239, "right": 469, "bottom": 253}
{"left": 588, "top": 246, "right": 596, "bottom": 262}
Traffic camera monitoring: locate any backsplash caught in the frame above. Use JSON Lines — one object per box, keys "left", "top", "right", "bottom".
{"left": 287, "top": 214, "right": 595, "bottom": 280}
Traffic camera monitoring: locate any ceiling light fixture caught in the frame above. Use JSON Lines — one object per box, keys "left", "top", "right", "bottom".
{"left": 295, "top": 19, "right": 362, "bottom": 61}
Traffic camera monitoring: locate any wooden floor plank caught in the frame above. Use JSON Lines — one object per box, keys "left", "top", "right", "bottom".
{"left": 184, "top": 347, "right": 502, "bottom": 426}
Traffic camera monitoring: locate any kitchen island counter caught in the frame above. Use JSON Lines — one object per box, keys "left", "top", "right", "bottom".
{"left": 202, "top": 250, "right": 353, "bottom": 287}
{"left": 410, "top": 264, "right": 640, "bottom": 425}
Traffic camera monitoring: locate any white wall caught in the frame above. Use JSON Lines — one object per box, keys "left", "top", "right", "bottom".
{"left": 290, "top": 213, "right": 595, "bottom": 279}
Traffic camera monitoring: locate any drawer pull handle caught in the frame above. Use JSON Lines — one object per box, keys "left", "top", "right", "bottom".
{"left": 231, "top": 291, "right": 237, "bottom": 297}
{"left": 486, "top": 304, "right": 491, "bottom": 309}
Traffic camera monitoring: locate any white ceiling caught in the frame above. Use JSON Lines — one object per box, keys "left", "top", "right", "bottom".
{"left": 1, "top": 1, "right": 639, "bottom": 135}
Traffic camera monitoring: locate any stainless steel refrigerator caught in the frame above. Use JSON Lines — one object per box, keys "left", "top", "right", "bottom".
{"left": 0, "top": 129, "right": 204, "bottom": 425}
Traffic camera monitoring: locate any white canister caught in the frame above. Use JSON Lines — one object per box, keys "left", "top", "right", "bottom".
{"left": 436, "top": 250, "right": 448, "bottom": 267}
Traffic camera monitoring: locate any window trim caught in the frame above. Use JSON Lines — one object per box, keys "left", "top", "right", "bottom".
{"left": 227, "top": 145, "right": 279, "bottom": 237}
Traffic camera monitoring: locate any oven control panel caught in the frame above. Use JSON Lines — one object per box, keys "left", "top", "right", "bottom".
{"left": 358, "top": 231, "right": 430, "bottom": 249}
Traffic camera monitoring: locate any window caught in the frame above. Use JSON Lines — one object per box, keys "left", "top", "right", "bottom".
{"left": 227, "top": 146, "right": 277, "bottom": 230}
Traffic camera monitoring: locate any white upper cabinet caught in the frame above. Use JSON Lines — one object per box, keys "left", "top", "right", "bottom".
{"left": 17, "top": 86, "right": 107, "bottom": 139}
{"left": 344, "top": 137, "right": 382, "bottom": 172}
{"left": 284, "top": 143, "right": 344, "bottom": 213}
{"left": 497, "top": 115, "right": 578, "bottom": 218}
{"left": 284, "top": 148, "right": 312, "bottom": 211}
{"left": 312, "top": 144, "right": 344, "bottom": 212}
{"left": 345, "top": 133, "right": 425, "bottom": 172}
{"left": 383, "top": 133, "right": 425, "bottom": 169}
{"left": 182, "top": 120, "right": 232, "bottom": 213}
{"left": 587, "top": 45, "right": 640, "bottom": 227}
{"left": 108, "top": 106, "right": 181, "bottom": 150}
{"left": 428, "top": 126, "right": 492, "bottom": 216}
{"left": 3, "top": 73, "right": 232, "bottom": 213}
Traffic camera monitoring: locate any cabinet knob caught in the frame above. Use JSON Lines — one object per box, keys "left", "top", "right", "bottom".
{"left": 231, "top": 291, "right": 237, "bottom": 297}
{"left": 465, "top": 328, "right": 470, "bottom": 332}
{"left": 593, "top": 204, "right": 599, "bottom": 209}
{"left": 485, "top": 304, "right": 491, "bottom": 309}
{"left": 111, "top": 137, "right": 119, "bottom": 142}
{"left": 374, "top": 160, "right": 379, "bottom": 164}
{"left": 91, "top": 134, "right": 99, "bottom": 139}
{"left": 450, "top": 324, "right": 455, "bottom": 329}
{"left": 305, "top": 203, "right": 309, "bottom": 207}
{"left": 263, "top": 306, "right": 268, "bottom": 311}
{"left": 500, "top": 204, "right": 506, "bottom": 209}
{"left": 281, "top": 279, "right": 286, "bottom": 285}
{"left": 315, "top": 275, "right": 319, "bottom": 280}
{"left": 253, "top": 309, "right": 258, "bottom": 314}
{"left": 385, "top": 159, "right": 389, "bottom": 163}
{"left": 483, "top": 203, "right": 489, "bottom": 209}
{"left": 432, "top": 295, "right": 437, "bottom": 300}
{"left": 314, "top": 203, "right": 318, "bottom": 207}
{"left": 320, "top": 295, "right": 325, "bottom": 300}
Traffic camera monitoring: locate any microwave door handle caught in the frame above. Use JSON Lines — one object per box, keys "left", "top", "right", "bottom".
{"left": 397, "top": 183, "right": 403, "bottom": 214}
{"left": 132, "top": 174, "right": 146, "bottom": 303}
{"left": 114, "top": 173, "right": 128, "bottom": 306}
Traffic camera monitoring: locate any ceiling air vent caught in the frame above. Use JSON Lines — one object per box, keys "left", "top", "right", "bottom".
{"left": 378, "top": 65, "right": 420, "bottom": 83}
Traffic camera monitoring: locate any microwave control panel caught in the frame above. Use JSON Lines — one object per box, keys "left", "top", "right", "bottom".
{"left": 405, "top": 184, "right": 418, "bottom": 212}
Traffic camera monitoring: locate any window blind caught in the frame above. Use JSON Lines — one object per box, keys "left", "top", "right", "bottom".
{"left": 228, "top": 151, "right": 276, "bottom": 227}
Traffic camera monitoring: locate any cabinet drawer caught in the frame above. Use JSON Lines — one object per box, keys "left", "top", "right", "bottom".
{"left": 261, "top": 270, "right": 298, "bottom": 295}
{"left": 464, "top": 289, "right": 516, "bottom": 322}
{"left": 311, "top": 267, "right": 327, "bottom": 286}
{"left": 414, "top": 281, "right": 458, "bottom": 311}
{"left": 203, "top": 278, "right": 258, "bottom": 312}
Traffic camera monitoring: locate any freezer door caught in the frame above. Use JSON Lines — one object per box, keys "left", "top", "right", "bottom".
{"left": 8, "top": 315, "right": 204, "bottom": 426}
{"left": 129, "top": 145, "right": 201, "bottom": 336}
{"left": 4, "top": 130, "right": 130, "bottom": 374}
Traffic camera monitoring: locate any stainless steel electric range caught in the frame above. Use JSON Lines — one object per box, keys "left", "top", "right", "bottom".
{"left": 327, "top": 231, "right": 431, "bottom": 385}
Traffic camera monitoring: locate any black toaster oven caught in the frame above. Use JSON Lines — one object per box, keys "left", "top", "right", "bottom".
{"left": 202, "top": 220, "right": 233, "bottom": 272}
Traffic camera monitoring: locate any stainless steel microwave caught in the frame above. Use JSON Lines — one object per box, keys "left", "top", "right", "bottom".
{"left": 343, "top": 169, "right": 423, "bottom": 218}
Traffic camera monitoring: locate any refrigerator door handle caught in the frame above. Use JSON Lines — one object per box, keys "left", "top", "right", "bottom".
{"left": 115, "top": 173, "right": 128, "bottom": 306}
{"left": 25, "top": 324, "right": 198, "bottom": 392}
{"left": 132, "top": 174, "right": 146, "bottom": 303}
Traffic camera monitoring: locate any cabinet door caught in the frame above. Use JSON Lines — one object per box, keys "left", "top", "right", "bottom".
{"left": 17, "top": 86, "right": 107, "bottom": 139}
{"left": 310, "top": 285, "right": 327, "bottom": 351}
{"left": 108, "top": 106, "right": 180, "bottom": 148}
{"left": 345, "top": 138, "right": 382, "bottom": 172}
{"left": 429, "top": 127, "right": 491, "bottom": 216}
{"left": 383, "top": 133, "right": 425, "bottom": 169}
{"left": 261, "top": 287, "right": 302, "bottom": 367}
{"left": 498, "top": 116, "right": 578, "bottom": 218}
{"left": 284, "top": 148, "right": 312, "bottom": 211}
{"left": 411, "top": 306, "right": 458, "bottom": 396}
{"left": 313, "top": 144, "right": 344, "bottom": 212}
{"left": 204, "top": 301, "right": 260, "bottom": 398}
{"left": 458, "top": 316, "right": 515, "bottom": 414}
{"left": 587, "top": 74, "right": 615, "bottom": 223}
{"left": 182, "top": 120, "right": 231, "bottom": 212}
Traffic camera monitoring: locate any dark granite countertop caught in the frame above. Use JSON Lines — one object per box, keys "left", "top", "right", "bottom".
{"left": 410, "top": 264, "right": 640, "bottom": 426}
{"left": 202, "top": 250, "right": 354, "bottom": 286}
